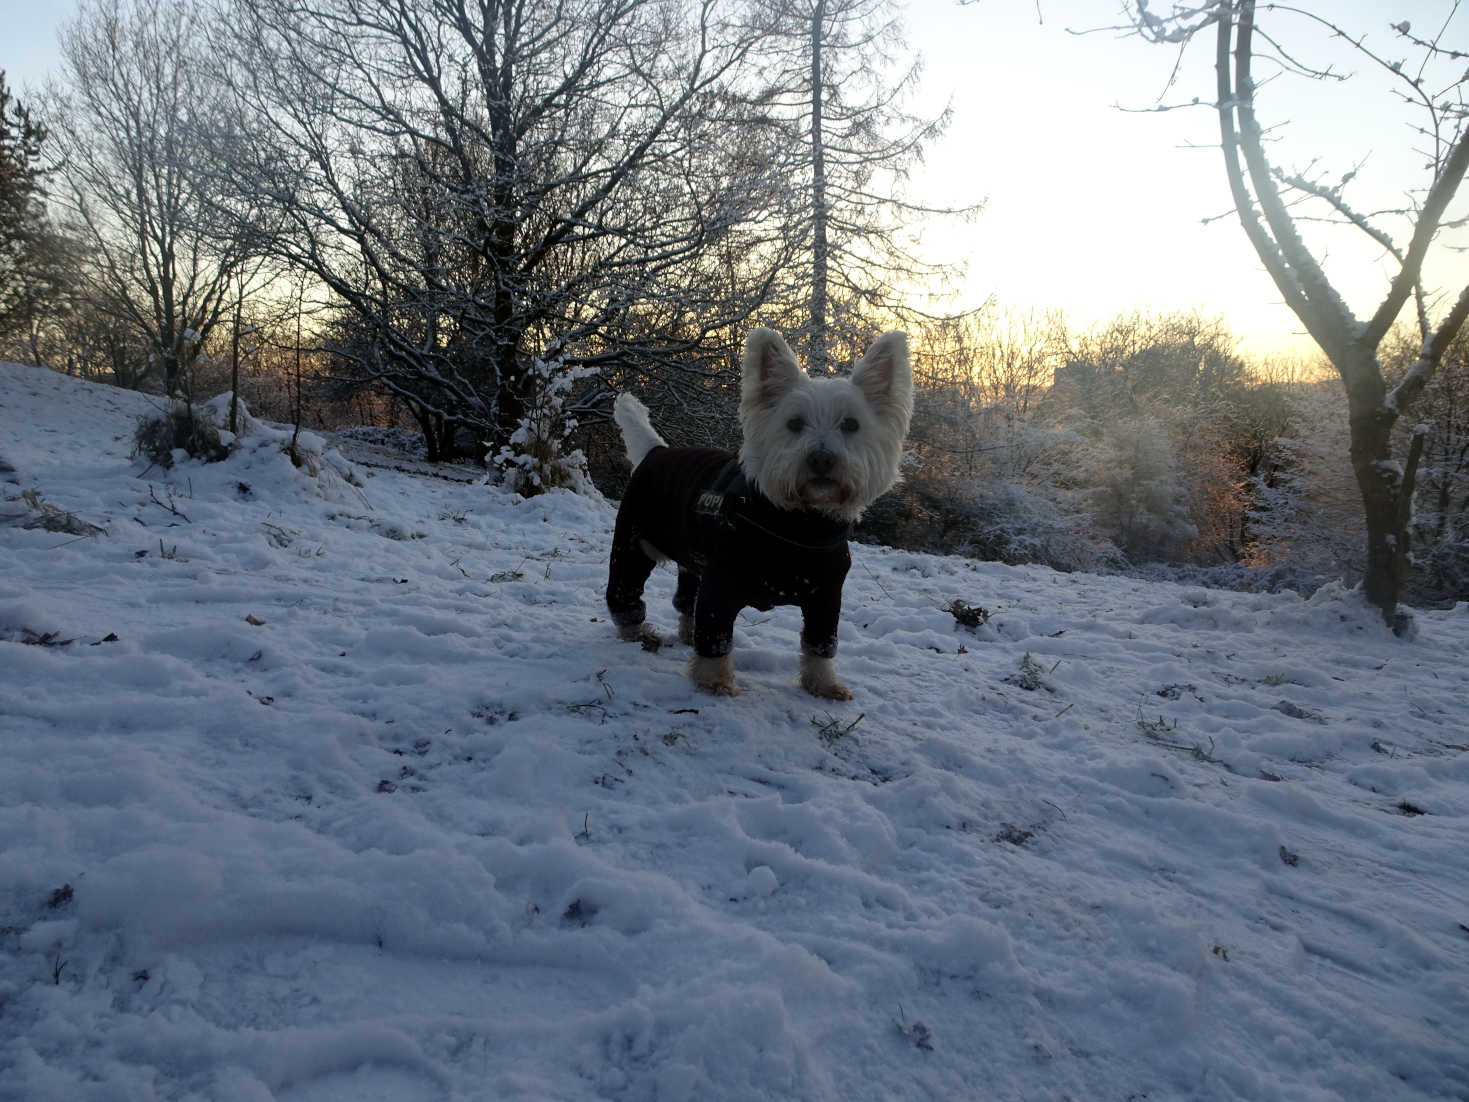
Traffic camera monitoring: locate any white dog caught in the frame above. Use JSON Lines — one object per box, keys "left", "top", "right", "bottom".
{"left": 606, "top": 327, "right": 913, "bottom": 698}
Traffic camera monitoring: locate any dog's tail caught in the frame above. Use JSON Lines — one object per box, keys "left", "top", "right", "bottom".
{"left": 613, "top": 393, "right": 666, "bottom": 470}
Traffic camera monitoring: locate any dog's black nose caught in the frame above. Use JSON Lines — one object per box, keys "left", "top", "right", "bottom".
{"left": 808, "top": 448, "right": 836, "bottom": 476}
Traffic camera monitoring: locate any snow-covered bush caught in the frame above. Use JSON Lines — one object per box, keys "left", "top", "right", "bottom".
{"left": 1248, "top": 382, "right": 1363, "bottom": 580}
{"left": 857, "top": 471, "right": 1121, "bottom": 573}
{"left": 1075, "top": 412, "right": 1198, "bottom": 563}
{"left": 132, "top": 400, "right": 228, "bottom": 468}
{"left": 1412, "top": 522, "right": 1469, "bottom": 605}
{"left": 1394, "top": 338, "right": 1469, "bottom": 604}
{"left": 494, "top": 357, "right": 597, "bottom": 497}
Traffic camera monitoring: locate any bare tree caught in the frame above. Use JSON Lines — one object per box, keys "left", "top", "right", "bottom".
{"left": 222, "top": 0, "right": 781, "bottom": 460}
{"left": 1127, "top": 1, "right": 1469, "bottom": 630}
{"left": 907, "top": 307, "right": 1063, "bottom": 483}
{"left": 746, "top": 0, "right": 976, "bottom": 372}
{"left": 46, "top": 0, "right": 275, "bottom": 395}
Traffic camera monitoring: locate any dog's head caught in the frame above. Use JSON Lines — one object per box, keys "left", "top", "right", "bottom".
{"left": 737, "top": 327, "right": 913, "bottom": 522}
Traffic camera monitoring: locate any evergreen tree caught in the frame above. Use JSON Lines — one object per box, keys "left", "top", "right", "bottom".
{"left": 0, "top": 72, "right": 71, "bottom": 353}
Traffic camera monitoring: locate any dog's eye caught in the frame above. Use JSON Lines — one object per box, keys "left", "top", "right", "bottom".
{"left": 787, "top": 416, "right": 805, "bottom": 433}
{"left": 840, "top": 417, "right": 859, "bottom": 434}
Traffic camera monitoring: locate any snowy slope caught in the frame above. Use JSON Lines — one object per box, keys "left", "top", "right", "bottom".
{"left": 1, "top": 359, "right": 1466, "bottom": 1102}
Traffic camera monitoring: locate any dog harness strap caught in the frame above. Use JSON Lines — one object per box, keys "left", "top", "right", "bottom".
{"left": 692, "top": 459, "right": 747, "bottom": 532}
{"left": 733, "top": 509, "right": 853, "bottom": 553}
{"left": 691, "top": 458, "right": 852, "bottom": 552}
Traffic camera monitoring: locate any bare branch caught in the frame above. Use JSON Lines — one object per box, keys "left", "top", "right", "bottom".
{"left": 1389, "top": 279, "right": 1469, "bottom": 415}
{"left": 1230, "top": 1, "right": 1355, "bottom": 353}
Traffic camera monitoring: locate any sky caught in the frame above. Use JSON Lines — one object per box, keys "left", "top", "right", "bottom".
{"left": 901, "top": 0, "right": 1469, "bottom": 357}
{"left": 4, "top": 0, "right": 1467, "bottom": 360}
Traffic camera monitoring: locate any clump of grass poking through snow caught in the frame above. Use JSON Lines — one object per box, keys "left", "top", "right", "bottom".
{"left": 1005, "top": 652, "right": 1053, "bottom": 692}
{"left": 812, "top": 712, "right": 863, "bottom": 743}
{"left": 1137, "top": 709, "right": 1223, "bottom": 764}
{"left": 133, "top": 403, "right": 228, "bottom": 469}
{"left": 13, "top": 490, "right": 104, "bottom": 537}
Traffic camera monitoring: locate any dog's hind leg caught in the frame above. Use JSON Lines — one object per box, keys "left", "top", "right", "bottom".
{"left": 606, "top": 515, "right": 660, "bottom": 644}
{"left": 674, "top": 568, "right": 698, "bottom": 646}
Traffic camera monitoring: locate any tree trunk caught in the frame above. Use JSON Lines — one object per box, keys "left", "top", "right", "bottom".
{"left": 1348, "top": 407, "right": 1402, "bottom": 621}
{"left": 163, "top": 346, "right": 180, "bottom": 396}
{"left": 229, "top": 288, "right": 242, "bottom": 434}
{"left": 808, "top": 0, "right": 829, "bottom": 375}
{"left": 412, "top": 402, "right": 444, "bottom": 463}
{"left": 494, "top": 341, "right": 526, "bottom": 445}
{"left": 1339, "top": 345, "right": 1414, "bottom": 632}
{"left": 481, "top": 34, "right": 528, "bottom": 449}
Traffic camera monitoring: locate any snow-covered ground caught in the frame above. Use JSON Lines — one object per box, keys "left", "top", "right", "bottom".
{"left": 2, "top": 359, "right": 1466, "bottom": 1102}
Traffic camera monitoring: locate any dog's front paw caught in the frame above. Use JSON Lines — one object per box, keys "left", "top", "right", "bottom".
{"left": 690, "top": 653, "right": 738, "bottom": 696}
{"left": 800, "top": 653, "right": 852, "bottom": 700}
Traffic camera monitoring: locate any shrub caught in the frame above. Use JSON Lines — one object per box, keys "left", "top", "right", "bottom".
{"left": 495, "top": 357, "right": 597, "bottom": 496}
{"left": 857, "top": 472, "right": 1119, "bottom": 573}
{"left": 132, "top": 402, "right": 228, "bottom": 468}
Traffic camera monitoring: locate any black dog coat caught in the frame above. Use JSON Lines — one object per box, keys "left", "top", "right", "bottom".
{"left": 606, "top": 446, "right": 852, "bottom": 660}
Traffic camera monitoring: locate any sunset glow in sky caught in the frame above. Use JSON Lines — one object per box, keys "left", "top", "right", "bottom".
{"left": 4, "top": 0, "right": 1466, "bottom": 361}
{"left": 904, "top": 0, "right": 1469, "bottom": 358}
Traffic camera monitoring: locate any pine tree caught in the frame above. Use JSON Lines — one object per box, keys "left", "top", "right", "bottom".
{"left": 0, "top": 71, "right": 68, "bottom": 350}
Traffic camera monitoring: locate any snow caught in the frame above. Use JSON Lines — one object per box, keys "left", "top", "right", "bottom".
{"left": 2, "top": 359, "right": 1467, "bottom": 1101}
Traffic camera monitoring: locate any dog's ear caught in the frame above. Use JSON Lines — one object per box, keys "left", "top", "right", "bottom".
{"left": 851, "top": 331, "right": 913, "bottom": 419}
{"left": 741, "top": 327, "right": 803, "bottom": 411}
